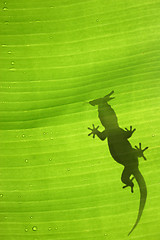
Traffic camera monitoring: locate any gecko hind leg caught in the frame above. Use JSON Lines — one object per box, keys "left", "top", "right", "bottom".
{"left": 121, "top": 167, "right": 134, "bottom": 193}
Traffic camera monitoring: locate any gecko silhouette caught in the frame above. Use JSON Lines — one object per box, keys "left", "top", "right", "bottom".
{"left": 88, "top": 90, "right": 148, "bottom": 235}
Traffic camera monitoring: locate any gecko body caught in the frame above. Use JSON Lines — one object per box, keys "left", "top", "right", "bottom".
{"left": 88, "top": 91, "right": 148, "bottom": 235}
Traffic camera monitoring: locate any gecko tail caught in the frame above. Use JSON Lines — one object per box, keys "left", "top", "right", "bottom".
{"left": 128, "top": 169, "right": 147, "bottom": 236}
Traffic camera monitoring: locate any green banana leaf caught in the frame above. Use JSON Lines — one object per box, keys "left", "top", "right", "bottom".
{"left": 0, "top": 0, "right": 160, "bottom": 240}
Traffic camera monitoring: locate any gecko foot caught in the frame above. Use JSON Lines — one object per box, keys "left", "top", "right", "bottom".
{"left": 125, "top": 126, "right": 136, "bottom": 138}
{"left": 88, "top": 124, "right": 99, "bottom": 138}
{"left": 135, "top": 143, "right": 149, "bottom": 160}
{"left": 122, "top": 185, "right": 134, "bottom": 193}
{"left": 122, "top": 177, "right": 134, "bottom": 193}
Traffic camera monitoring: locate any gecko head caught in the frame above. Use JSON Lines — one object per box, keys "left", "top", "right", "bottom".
{"left": 89, "top": 90, "right": 115, "bottom": 106}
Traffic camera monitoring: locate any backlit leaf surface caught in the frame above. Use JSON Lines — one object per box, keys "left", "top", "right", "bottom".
{"left": 0, "top": 0, "right": 160, "bottom": 240}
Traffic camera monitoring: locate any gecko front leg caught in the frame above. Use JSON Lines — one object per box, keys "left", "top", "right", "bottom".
{"left": 88, "top": 124, "right": 108, "bottom": 141}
